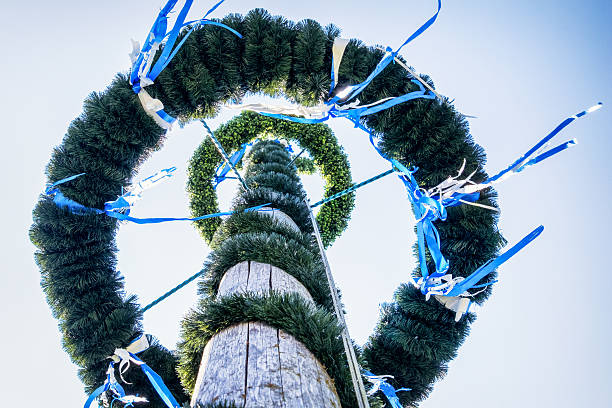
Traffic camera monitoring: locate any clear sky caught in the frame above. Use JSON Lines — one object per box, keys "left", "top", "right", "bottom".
{"left": 1, "top": 1, "right": 610, "bottom": 407}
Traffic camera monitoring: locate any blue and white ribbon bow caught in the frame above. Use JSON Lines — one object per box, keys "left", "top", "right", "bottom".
{"left": 104, "top": 167, "right": 176, "bottom": 213}
{"left": 381, "top": 103, "right": 602, "bottom": 320}
{"left": 228, "top": 0, "right": 441, "bottom": 125}
{"left": 45, "top": 168, "right": 269, "bottom": 224}
{"left": 357, "top": 108, "right": 591, "bottom": 320}
{"left": 129, "top": 0, "right": 242, "bottom": 129}
{"left": 363, "top": 370, "right": 410, "bottom": 408}
{"left": 391, "top": 156, "right": 544, "bottom": 317}
{"left": 84, "top": 334, "right": 179, "bottom": 408}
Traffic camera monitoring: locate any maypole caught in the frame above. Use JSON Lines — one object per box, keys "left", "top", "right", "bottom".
{"left": 189, "top": 140, "right": 347, "bottom": 406}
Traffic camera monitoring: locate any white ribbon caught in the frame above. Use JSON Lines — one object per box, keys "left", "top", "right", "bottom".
{"left": 110, "top": 335, "right": 150, "bottom": 383}
{"left": 427, "top": 159, "right": 499, "bottom": 212}
{"left": 226, "top": 101, "right": 331, "bottom": 120}
{"left": 121, "top": 167, "right": 176, "bottom": 207}
{"left": 331, "top": 38, "right": 350, "bottom": 91}
{"left": 130, "top": 40, "right": 171, "bottom": 129}
{"left": 137, "top": 89, "right": 172, "bottom": 130}
{"left": 433, "top": 295, "right": 471, "bottom": 322}
{"left": 374, "top": 45, "right": 443, "bottom": 101}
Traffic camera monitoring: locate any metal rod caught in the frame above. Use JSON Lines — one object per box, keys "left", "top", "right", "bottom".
{"left": 286, "top": 147, "right": 307, "bottom": 167}
{"left": 306, "top": 199, "right": 371, "bottom": 408}
{"left": 201, "top": 120, "right": 250, "bottom": 191}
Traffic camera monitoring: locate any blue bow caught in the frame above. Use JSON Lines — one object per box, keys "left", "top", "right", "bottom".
{"left": 363, "top": 370, "right": 411, "bottom": 408}
{"left": 130, "top": 0, "right": 242, "bottom": 127}
{"left": 84, "top": 335, "right": 180, "bottom": 408}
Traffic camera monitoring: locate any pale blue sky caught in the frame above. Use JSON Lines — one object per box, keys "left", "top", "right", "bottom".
{"left": 1, "top": 1, "right": 610, "bottom": 407}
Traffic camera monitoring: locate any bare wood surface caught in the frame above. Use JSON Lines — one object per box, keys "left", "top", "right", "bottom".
{"left": 193, "top": 322, "right": 341, "bottom": 407}
{"left": 245, "top": 322, "right": 284, "bottom": 407}
{"left": 218, "top": 261, "right": 250, "bottom": 297}
{"left": 191, "top": 323, "right": 249, "bottom": 407}
{"left": 193, "top": 262, "right": 340, "bottom": 407}
{"left": 270, "top": 265, "right": 313, "bottom": 304}
{"left": 218, "top": 261, "right": 313, "bottom": 304}
{"left": 246, "top": 261, "right": 272, "bottom": 297}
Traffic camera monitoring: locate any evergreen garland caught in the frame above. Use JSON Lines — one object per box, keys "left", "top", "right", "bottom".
{"left": 31, "top": 7, "right": 506, "bottom": 408}
{"left": 30, "top": 77, "right": 188, "bottom": 407}
{"left": 178, "top": 292, "right": 352, "bottom": 405}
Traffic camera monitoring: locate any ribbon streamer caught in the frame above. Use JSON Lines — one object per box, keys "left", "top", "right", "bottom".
{"left": 45, "top": 170, "right": 270, "bottom": 224}
{"left": 228, "top": 0, "right": 441, "bottom": 127}
{"left": 85, "top": 335, "right": 180, "bottom": 408}
{"left": 427, "top": 103, "right": 603, "bottom": 204}
{"left": 363, "top": 370, "right": 410, "bottom": 408}
{"left": 130, "top": 0, "right": 242, "bottom": 128}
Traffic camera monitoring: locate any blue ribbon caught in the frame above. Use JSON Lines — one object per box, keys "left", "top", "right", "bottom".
{"left": 391, "top": 159, "right": 449, "bottom": 279}
{"left": 256, "top": 0, "right": 442, "bottom": 127}
{"left": 84, "top": 362, "right": 126, "bottom": 408}
{"left": 213, "top": 142, "right": 250, "bottom": 188}
{"left": 446, "top": 225, "right": 544, "bottom": 296}
{"left": 130, "top": 0, "right": 242, "bottom": 126}
{"left": 487, "top": 102, "right": 602, "bottom": 183}
{"left": 84, "top": 335, "right": 180, "bottom": 408}
{"left": 259, "top": 79, "right": 436, "bottom": 126}
{"left": 45, "top": 171, "right": 270, "bottom": 223}
{"left": 363, "top": 370, "right": 410, "bottom": 408}
{"left": 328, "top": 0, "right": 441, "bottom": 103}
{"left": 128, "top": 353, "right": 180, "bottom": 408}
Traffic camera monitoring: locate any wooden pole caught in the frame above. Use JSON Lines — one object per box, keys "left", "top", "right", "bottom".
{"left": 191, "top": 141, "right": 343, "bottom": 407}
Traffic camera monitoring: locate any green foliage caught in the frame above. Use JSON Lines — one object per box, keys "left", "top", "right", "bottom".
{"left": 363, "top": 284, "right": 476, "bottom": 405}
{"left": 210, "top": 211, "right": 315, "bottom": 251}
{"left": 293, "top": 156, "right": 317, "bottom": 174}
{"left": 198, "top": 230, "right": 333, "bottom": 310}
{"left": 33, "top": 7, "right": 505, "bottom": 407}
{"left": 187, "top": 111, "right": 354, "bottom": 247}
{"left": 30, "top": 76, "right": 187, "bottom": 406}
{"left": 178, "top": 292, "right": 355, "bottom": 407}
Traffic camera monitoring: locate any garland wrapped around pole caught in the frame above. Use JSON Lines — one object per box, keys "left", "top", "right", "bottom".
{"left": 28, "top": 1, "right": 599, "bottom": 407}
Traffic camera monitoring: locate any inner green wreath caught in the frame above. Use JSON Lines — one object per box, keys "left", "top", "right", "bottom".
{"left": 188, "top": 111, "right": 354, "bottom": 247}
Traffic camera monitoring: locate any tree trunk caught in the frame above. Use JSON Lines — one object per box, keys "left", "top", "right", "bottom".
{"left": 191, "top": 141, "right": 342, "bottom": 407}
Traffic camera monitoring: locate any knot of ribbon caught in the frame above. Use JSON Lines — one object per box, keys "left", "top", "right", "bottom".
{"left": 129, "top": 0, "right": 242, "bottom": 128}
{"left": 85, "top": 334, "right": 180, "bottom": 408}
{"left": 363, "top": 370, "right": 411, "bottom": 408}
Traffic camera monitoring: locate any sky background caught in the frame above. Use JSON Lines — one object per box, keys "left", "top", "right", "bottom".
{"left": 1, "top": 0, "right": 611, "bottom": 407}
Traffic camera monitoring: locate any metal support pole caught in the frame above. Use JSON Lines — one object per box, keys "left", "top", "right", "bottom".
{"left": 306, "top": 199, "right": 371, "bottom": 408}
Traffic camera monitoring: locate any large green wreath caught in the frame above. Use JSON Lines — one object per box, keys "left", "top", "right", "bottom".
{"left": 30, "top": 7, "right": 504, "bottom": 408}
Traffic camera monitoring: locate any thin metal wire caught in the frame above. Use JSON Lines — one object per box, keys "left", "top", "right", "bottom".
{"left": 201, "top": 120, "right": 250, "bottom": 191}
{"left": 306, "top": 199, "right": 371, "bottom": 408}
